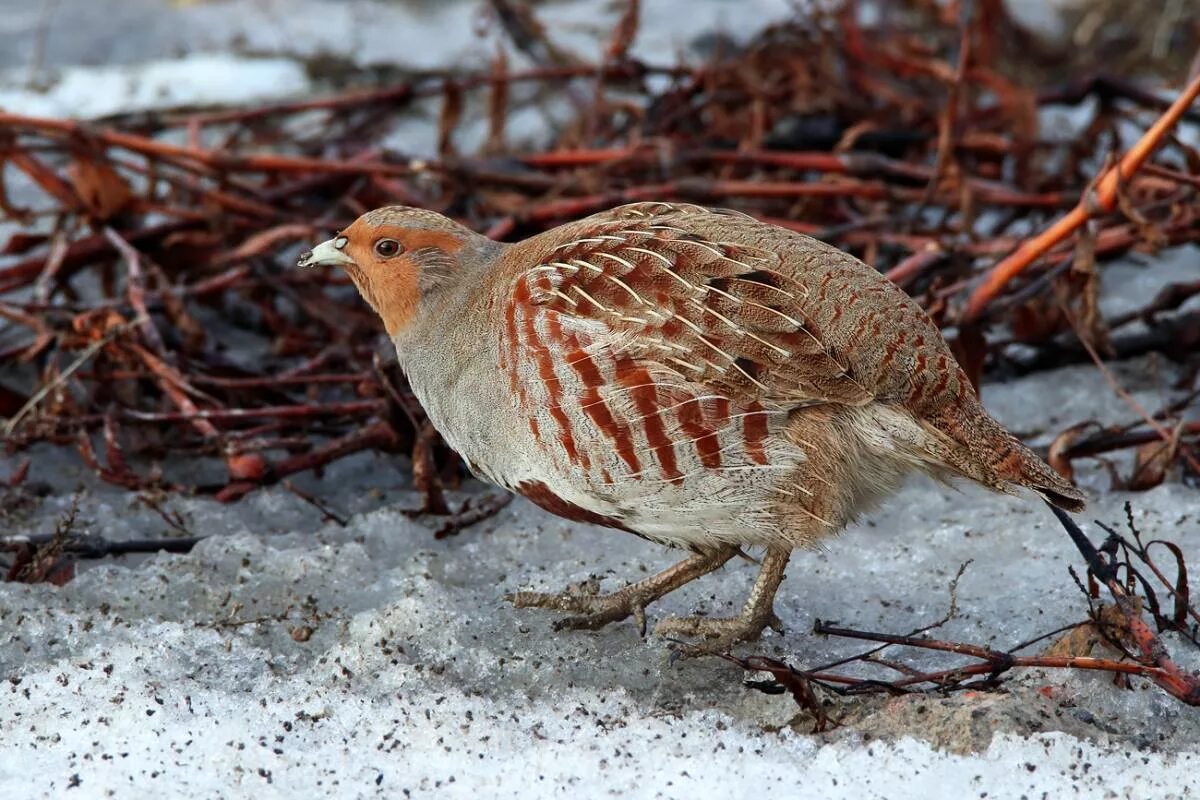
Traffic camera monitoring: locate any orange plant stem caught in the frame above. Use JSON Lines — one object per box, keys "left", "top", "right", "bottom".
{"left": 963, "top": 72, "right": 1200, "bottom": 322}
{"left": 0, "top": 112, "right": 410, "bottom": 177}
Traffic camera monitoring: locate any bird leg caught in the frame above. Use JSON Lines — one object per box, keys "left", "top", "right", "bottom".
{"left": 508, "top": 546, "right": 739, "bottom": 636}
{"left": 655, "top": 548, "right": 790, "bottom": 654}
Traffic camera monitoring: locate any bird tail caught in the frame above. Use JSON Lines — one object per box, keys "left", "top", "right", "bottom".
{"left": 1011, "top": 448, "right": 1087, "bottom": 513}
{"left": 922, "top": 401, "right": 1086, "bottom": 513}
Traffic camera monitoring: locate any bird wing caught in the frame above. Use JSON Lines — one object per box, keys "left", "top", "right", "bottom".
{"left": 509, "top": 202, "right": 881, "bottom": 412}
{"left": 500, "top": 203, "right": 1087, "bottom": 515}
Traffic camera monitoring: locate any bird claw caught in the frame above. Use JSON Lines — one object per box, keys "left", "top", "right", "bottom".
{"left": 510, "top": 583, "right": 650, "bottom": 635}
{"left": 506, "top": 577, "right": 603, "bottom": 612}
{"left": 655, "top": 611, "right": 784, "bottom": 658}
{"left": 509, "top": 549, "right": 744, "bottom": 641}
{"left": 551, "top": 602, "right": 641, "bottom": 632}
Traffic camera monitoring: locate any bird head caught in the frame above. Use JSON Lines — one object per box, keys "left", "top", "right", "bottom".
{"left": 297, "top": 206, "right": 482, "bottom": 337}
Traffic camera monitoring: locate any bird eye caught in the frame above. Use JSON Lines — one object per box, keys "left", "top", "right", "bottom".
{"left": 374, "top": 238, "right": 403, "bottom": 258}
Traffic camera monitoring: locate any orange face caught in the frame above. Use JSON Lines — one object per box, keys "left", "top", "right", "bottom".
{"left": 298, "top": 210, "right": 466, "bottom": 336}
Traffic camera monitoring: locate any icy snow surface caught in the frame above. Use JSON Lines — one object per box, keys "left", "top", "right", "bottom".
{"left": 0, "top": 54, "right": 311, "bottom": 120}
{"left": 1, "top": 353, "right": 1199, "bottom": 800}
{"left": 0, "top": 0, "right": 798, "bottom": 74}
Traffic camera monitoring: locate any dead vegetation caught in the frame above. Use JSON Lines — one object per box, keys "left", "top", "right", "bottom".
{"left": 730, "top": 502, "right": 1199, "bottom": 730}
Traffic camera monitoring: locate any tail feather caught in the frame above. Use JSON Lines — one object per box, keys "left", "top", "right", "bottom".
{"left": 1017, "top": 455, "right": 1086, "bottom": 513}
{"left": 922, "top": 401, "right": 1086, "bottom": 513}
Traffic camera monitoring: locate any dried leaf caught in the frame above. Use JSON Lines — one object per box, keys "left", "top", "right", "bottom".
{"left": 1064, "top": 225, "right": 1113, "bottom": 356}
{"left": 67, "top": 156, "right": 133, "bottom": 221}
{"left": 1008, "top": 296, "right": 1067, "bottom": 344}
{"left": 1142, "top": 538, "right": 1192, "bottom": 630}
{"left": 5, "top": 543, "right": 75, "bottom": 586}
{"left": 1042, "top": 622, "right": 1101, "bottom": 658}
{"left": 1042, "top": 604, "right": 1131, "bottom": 657}
{"left": 5, "top": 503, "right": 80, "bottom": 586}
{"left": 1127, "top": 438, "right": 1177, "bottom": 491}
{"left": 1047, "top": 421, "right": 1099, "bottom": 483}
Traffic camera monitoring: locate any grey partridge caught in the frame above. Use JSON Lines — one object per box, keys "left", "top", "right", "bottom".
{"left": 298, "top": 202, "right": 1085, "bottom": 651}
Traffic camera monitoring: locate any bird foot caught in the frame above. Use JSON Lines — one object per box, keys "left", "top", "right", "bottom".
{"left": 507, "top": 548, "right": 744, "bottom": 639}
{"left": 655, "top": 610, "right": 784, "bottom": 657}
{"left": 507, "top": 580, "right": 650, "bottom": 635}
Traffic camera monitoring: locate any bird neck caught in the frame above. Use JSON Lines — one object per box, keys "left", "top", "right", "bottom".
{"left": 391, "top": 235, "right": 506, "bottom": 367}
{"left": 389, "top": 236, "right": 520, "bottom": 480}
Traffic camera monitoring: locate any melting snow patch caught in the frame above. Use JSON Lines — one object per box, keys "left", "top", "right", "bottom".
{"left": 0, "top": 54, "right": 311, "bottom": 118}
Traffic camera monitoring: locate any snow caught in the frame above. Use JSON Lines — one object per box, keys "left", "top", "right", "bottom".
{"left": 2, "top": 1, "right": 1200, "bottom": 797}
{"left": 0, "top": 0, "right": 800, "bottom": 75}
{"left": 2, "top": 352, "right": 1199, "bottom": 798}
{"left": 0, "top": 54, "right": 312, "bottom": 119}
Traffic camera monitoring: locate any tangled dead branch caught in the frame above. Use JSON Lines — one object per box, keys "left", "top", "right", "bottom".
{"left": 1, "top": 1, "right": 1197, "bottom": 505}
{"left": 730, "top": 501, "right": 1200, "bottom": 728}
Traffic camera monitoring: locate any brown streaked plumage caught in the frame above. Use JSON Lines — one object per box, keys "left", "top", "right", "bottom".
{"left": 298, "top": 201, "right": 1085, "bottom": 651}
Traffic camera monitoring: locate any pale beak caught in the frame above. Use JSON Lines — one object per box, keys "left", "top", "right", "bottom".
{"left": 297, "top": 237, "right": 354, "bottom": 269}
